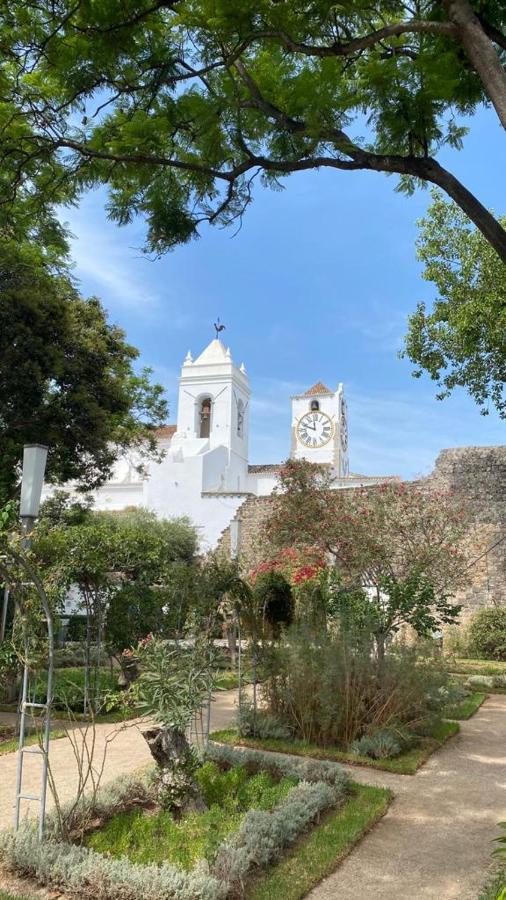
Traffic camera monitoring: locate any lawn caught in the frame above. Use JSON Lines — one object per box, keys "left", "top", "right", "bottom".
{"left": 448, "top": 658, "right": 506, "bottom": 676}
{"left": 0, "top": 728, "right": 67, "bottom": 756}
{"left": 445, "top": 691, "right": 486, "bottom": 719}
{"left": 210, "top": 720, "right": 460, "bottom": 776}
{"left": 247, "top": 783, "right": 391, "bottom": 900}
{"left": 0, "top": 893, "right": 33, "bottom": 900}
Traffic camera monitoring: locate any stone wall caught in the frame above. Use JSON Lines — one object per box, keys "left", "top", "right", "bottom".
{"left": 423, "top": 446, "right": 506, "bottom": 619}
{"left": 217, "top": 445, "right": 506, "bottom": 615}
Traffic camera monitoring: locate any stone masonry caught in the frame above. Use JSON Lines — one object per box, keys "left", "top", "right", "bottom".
{"left": 217, "top": 445, "right": 506, "bottom": 615}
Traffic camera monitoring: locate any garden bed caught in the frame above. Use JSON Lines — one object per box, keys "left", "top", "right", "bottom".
{"left": 0, "top": 745, "right": 390, "bottom": 900}
{"left": 210, "top": 721, "right": 460, "bottom": 776}
{"left": 245, "top": 782, "right": 391, "bottom": 900}
{"left": 0, "top": 726, "right": 66, "bottom": 757}
{"left": 444, "top": 692, "right": 487, "bottom": 719}
{"left": 448, "top": 658, "right": 506, "bottom": 677}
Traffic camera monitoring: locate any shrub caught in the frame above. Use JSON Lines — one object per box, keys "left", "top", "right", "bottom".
{"left": 251, "top": 571, "right": 293, "bottom": 635}
{"left": 261, "top": 626, "right": 450, "bottom": 749}
{"left": 467, "top": 675, "right": 495, "bottom": 690}
{"left": 0, "top": 828, "right": 226, "bottom": 900}
{"left": 237, "top": 697, "right": 292, "bottom": 741}
{"left": 212, "top": 780, "right": 337, "bottom": 888}
{"left": 205, "top": 741, "right": 349, "bottom": 792}
{"left": 351, "top": 730, "right": 402, "bottom": 760}
{"left": 33, "top": 667, "right": 119, "bottom": 712}
{"left": 443, "top": 624, "right": 470, "bottom": 657}
{"left": 468, "top": 609, "right": 506, "bottom": 661}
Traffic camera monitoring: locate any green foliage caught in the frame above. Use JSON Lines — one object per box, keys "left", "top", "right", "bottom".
{"left": 494, "top": 823, "right": 506, "bottom": 866}
{"left": 468, "top": 608, "right": 506, "bottom": 661}
{"left": 0, "top": 827, "right": 226, "bottom": 900}
{"left": 261, "top": 626, "right": 451, "bottom": 749}
{"left": 478, "top": 868, "right": 506, "bottom": 900}
{"left": 32, "top": 667, "right": 119, "bottom": 713}
{"left": 444, "top": 691, "right": 486, "bottom": 719}
{"left": 247, "top": 783, "right": 391, "bottom": 900}
{"left": 252, "top": 571, "right": 293, "bottom": 636}
{"left": 213, "top": 719, "right": 460, "bottom": 775}
{"left": 87, "top": 763, "right": 296, "bottom": 870}
{"left": 351, "top": 730, "right": 402, "bottom": 760}
{"left": 134, "top": 636, "right": 215, "bottom": 730}
{"left": 35, "top": 508, "right": 198, "bottom": 656}
{"left": 0, "top": 243, "right": 167, "bottom": 503}
{"left": 237, "top": 697, "right": 292, "bottom": 742}
{"left": 403, "top": 192, "right": 506, "bottom": 417}
{"left": 263, "top": 459, "right": 468, "bottom": 655}
{"left": 0, "top": 641, "right": 19, "bottom": 681}
{"left": 1, "top": 1, "right": 505, "bottom": 259}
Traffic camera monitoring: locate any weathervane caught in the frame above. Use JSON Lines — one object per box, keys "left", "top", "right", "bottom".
{"left": 214, "top": 317, "right": 226, "bottom": 339}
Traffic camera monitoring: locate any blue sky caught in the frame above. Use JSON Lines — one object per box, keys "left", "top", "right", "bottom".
{"left": 63, "top": 107, "right": 505, "bottom": 479}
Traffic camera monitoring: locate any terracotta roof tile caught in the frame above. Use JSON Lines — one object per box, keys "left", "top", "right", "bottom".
{"left": 155, "top": 424, "right": 177, "bottom": 438}
{"left": 303, "top": 381, "right": 333, "bottom": 397}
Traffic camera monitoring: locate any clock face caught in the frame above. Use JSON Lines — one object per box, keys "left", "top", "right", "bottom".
{"left": 297, "top": 411, "right": 334, "bottom": 449}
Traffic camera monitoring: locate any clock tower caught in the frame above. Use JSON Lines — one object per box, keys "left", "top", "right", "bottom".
{"left": 291, "top": 382, "right": 349, "bottom": 476}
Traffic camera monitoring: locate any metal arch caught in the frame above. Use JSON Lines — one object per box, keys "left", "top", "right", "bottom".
{"left": 0, "top": 544, "right": 54, "bottom": 839}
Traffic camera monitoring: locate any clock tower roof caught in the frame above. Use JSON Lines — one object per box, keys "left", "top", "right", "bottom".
{"left": 303, "top": 381, "right": 333, "bottom": 397}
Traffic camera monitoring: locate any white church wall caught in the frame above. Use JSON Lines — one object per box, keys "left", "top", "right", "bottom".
{"left": 201, "top": 446, "right": 230, "bottom": 491}
{"left": 247, "top": 471, "right": 279, "bottom": 496}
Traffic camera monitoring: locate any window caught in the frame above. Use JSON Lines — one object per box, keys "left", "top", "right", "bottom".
{"left": 310, "top": 400, "right": 320, "bottom": 411}
{"left": 237, "top": 398, "right": 245, "bottom": 437}
{"left": 199, "top": 397, "right": 212, "bottom": 438}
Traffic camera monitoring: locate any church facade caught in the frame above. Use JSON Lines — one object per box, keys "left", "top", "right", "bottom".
{"left": 83, "top": 337, "right": 394, "bottom": 550}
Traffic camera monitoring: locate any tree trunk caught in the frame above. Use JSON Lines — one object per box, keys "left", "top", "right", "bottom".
{"left": 142, "top": 724, "right": 207, "bottom": 815}
{"left": 444, "top": 0, "right": 506, "bottom": 130}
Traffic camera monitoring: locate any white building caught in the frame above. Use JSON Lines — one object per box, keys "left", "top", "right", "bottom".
{"left": 69, "top": 337, "right": 393, "bottom": 550}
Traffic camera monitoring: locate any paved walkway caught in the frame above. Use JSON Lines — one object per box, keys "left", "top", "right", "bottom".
{"left": 310, "top": 694, "right": 506, "bottom": 900}
{"left": 0, "top": 693, "right": 504, "bottom": 899}
{"left": 0, "top": 689, "right": 240, "bottom": 830}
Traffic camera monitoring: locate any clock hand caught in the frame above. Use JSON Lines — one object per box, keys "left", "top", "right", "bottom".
{"left": 304, "top": 420, "right": 316, "bottom": 431}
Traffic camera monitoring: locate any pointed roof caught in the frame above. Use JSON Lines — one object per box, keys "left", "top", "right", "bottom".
{"left": 193, "top": 339, "right": 230, "bottom": 365}
{"left": 304, "top": 381, "right": 333, "bottom": 397}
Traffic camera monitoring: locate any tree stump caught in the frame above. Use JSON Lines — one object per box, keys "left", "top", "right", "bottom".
{"left": 142, "top": 724, "right": 207, "bottom": 816}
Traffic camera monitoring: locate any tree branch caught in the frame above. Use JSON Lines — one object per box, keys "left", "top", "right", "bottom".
{"left": 252, "top": 20, "right": 458, "bottom": 59}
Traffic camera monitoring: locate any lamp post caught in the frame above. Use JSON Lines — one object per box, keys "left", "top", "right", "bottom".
{"left": 20, "top": 444, "right": 49, "bottom": 534}
{"left": 13, "top": 443, "right": 53, "bottom": 839}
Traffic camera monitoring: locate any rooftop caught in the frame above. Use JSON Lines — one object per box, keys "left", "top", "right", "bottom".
{"left": 303, "top": 381, "right": 333, "bottom": 397}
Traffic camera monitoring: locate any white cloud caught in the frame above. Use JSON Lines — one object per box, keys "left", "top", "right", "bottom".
{"left": 70, "top": 226, "right": 161, "bottom": 310}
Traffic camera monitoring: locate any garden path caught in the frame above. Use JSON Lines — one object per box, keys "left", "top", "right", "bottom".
{"left": 0, "top": 687, "right": 240, "bottom": 831}
{"left": 310, "top": 693, "right": 506, "bottom": 900}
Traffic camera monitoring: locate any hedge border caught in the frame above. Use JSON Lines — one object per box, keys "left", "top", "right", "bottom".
{"left": 0, "top": 744, "right": 351, "bottom": 900}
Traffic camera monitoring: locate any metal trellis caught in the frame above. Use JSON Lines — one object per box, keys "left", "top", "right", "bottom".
{"left": 0, "top": 547, "right": 54, "bottom": 840}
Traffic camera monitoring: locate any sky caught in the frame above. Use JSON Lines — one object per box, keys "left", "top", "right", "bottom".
{"left": 62, "top": 107, "right": 505, "bottom": 480}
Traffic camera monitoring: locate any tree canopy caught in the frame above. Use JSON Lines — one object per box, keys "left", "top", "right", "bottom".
{"left": 35, "top": 506, "right": 199, "bottom": 654}
{"left": 0, "top": 237, "right": 167, "bottom": 503}
{"left": 264, "top": 458, "right": 470, "bottom": 598}
{"left": 403, "top": 191, "right": 506, "bottom": 418}
{"left": 1, "top": 1, "right": 506, "bottom": 258}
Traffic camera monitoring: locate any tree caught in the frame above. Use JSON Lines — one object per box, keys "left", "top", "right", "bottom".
{"left": 1, "top": 1, "right": 506, "bottom": 258}
{"left": 403, "top": 191, "right": 506, "bottom": 418}
{"left": 0, "top": 239, "right": 167, "bottom": 503}
{"left": 34, "top": 507, "right": 199, "bottom": 707}
{"left": 263, "top": 459, "right": 471, "bottom": 658}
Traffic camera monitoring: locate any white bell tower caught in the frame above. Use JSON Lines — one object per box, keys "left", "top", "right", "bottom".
{"left": 291, "top": 381, "right": 349, "bottom": 476}
{"left": 171, "top": 338, "right": 251, "bottom": 490}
